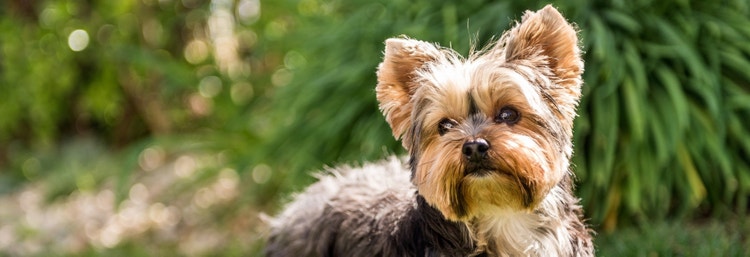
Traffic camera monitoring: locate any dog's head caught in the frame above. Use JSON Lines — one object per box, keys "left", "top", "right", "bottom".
{"left": 376, "top": 5, "right": 582, "bottom": 221}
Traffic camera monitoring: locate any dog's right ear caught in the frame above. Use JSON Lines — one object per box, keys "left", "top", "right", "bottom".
{"left": 376, "top": 38, "right": 441, "bottom": 146}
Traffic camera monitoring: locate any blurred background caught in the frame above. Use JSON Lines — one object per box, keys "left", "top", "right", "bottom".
{"left": 1, "top": 0, "right": 749, "bottom": 256}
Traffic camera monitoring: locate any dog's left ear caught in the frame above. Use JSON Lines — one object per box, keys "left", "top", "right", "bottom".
{"left": 376, "top": 38, "right": 441, "bottom": 148}
{"left": 501, "top": 5, "right": 583, "bottom": 103}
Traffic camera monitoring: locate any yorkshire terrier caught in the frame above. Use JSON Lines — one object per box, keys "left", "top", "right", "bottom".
{"left": 265, "top": 5, "right": 593, "bottom": 256}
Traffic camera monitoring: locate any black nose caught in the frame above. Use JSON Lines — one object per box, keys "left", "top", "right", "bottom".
{"left": 462, "top": 138, "right": 490, "bottom": 160}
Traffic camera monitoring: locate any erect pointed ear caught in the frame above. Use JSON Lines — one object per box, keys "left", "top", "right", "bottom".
{"left": 376, "top": 37, "right": 441, "bottom": 146}
{"left": 501, "top": 5, "right": 583, "bottom": 91}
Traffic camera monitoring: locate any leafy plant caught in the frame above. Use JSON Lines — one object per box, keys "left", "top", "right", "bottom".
{"left": 572, "top": 0, "right": 750, "bottom": 229}
{"left": 0, "top": 1, "right": 213, "bottom": 152}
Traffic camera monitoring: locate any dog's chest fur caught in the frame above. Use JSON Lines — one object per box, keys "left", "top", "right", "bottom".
{"left": 470, "top": 185, "right": 586, "bottom": 256}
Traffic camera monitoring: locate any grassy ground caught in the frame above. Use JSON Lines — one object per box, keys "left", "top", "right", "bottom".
{"left": 595, "top": 219, "right": 750, "bottom": 256}
{"left": 0, "top": 138, "right": 747, "bottom": 256}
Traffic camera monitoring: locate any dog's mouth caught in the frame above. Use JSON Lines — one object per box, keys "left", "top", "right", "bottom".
{"left": 465, "top": 166, "right": 493, "bottom": 177}
{"left": 464, "top": 162, "right": 509, "bottom": 177}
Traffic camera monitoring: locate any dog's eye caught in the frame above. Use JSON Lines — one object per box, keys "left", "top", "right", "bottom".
{"left": 437, "top": 118, "right": 457, "bottom": 135}
{"left": 496, "top": 107, "right": 520, "bottom": 124}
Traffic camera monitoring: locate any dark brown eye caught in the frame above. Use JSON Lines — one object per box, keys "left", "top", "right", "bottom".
{"left": 438, "top": 118, "right": 457, "bottom": 136}
{"left": 496, "top": 107, "right": 520, "bottom": 124}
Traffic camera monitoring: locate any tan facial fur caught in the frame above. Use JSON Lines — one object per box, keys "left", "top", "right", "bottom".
{"left": 376, "top": 6, "right": 583, "bottom": 221}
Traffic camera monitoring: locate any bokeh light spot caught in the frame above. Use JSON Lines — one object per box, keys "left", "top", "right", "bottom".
{"left": 138, "top": 147, "right": 166, "bottom": 171}
{"left": 194, "top": 188, "right": 215, "bottom": 209}
{"left": 184, "top": 39, "right": 209, "bottom": 64}
{"left": 284, "top": 51, "right": 307, "bottom": 70}
{"left": 22, "top": 158, "right": 41, "bottom": 179}
{"left": 199, "top": 76, "right": 223, "bottom": 98}
{"left": 237, "top": 0, "right": 261, "bottom": 24}
{"left": 68, "top": 29, "right": 90, "bottom": 52}
{"left": 297, "top": 0, "right": 321, "bottom": 17}
{"left": 271, "top": 68, "right": 293, "bottom": 87}
{"left": 252, "top": 164, "right": 271, "bottom": 184}
{"left": 40, "top": 8, "right": 61, "bottom": 28}
{"left": 230, "top": 82, "right": 254, "bottom": 105}
{"left": 129, "top": 183, "right": 149, "bottom": 204}
{"left": 264, "top": 20, "right": 287, "bottom": 40}
{"left": 142, "top": 19, "right": 164, "bottom": 46}
{"left": 174, "top": 155, "right": 197, "bottom": 178}
{"left": 188, "top": 93, "right": 214, "bottom": 116}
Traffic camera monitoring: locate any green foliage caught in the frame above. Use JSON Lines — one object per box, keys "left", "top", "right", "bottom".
{"left": 594, "top": 218, "right": 750, "bottom": 256}
{"left": 257, "top": 0, "right": 750, "bottom": 229}
{"left": 572, "top": 0, "right": 750, "bottom": 229}
{"left": 0, "top": 1, "right": 219, "bottom": 150}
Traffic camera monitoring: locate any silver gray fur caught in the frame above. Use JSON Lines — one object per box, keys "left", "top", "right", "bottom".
{"left": 264, "top": 157, "right": 592, "bottom": 256}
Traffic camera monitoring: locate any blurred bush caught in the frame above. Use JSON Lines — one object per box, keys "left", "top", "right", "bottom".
{"left": 0, "top": 0, "right": 274, "bottom": 183}
{"left": 1, "top": 0, "right": 749, "bottom": 234}
{"left": 2, "top": 1, "right": 196, "bottom": 149}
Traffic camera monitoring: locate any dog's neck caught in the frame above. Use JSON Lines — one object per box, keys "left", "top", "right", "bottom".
{"left": 468, "top": 181, "right": 580, "bottom": 256}
{"left": 409, "top": 177, "right": 590, "bottom": 257}
{"left": 396, "top": 195, "right": 477, "bottom": 256}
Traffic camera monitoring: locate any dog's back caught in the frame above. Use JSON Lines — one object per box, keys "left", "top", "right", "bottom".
{"left": 265, "top": 157, "right": 478, "bottom": 257}
{"left": 265, "top": 157, "right": 415, "bottom": 256}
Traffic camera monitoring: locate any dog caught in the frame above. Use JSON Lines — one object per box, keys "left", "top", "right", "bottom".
{"left": 265, "top": 5, "right": 593, "bottom": 256}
